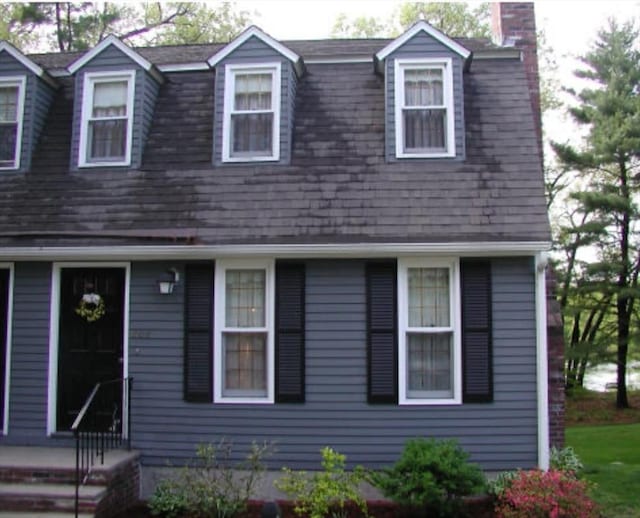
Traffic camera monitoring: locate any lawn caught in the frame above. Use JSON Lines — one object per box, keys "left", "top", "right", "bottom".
{"left": 566, "top": 392, "right": 640, "bottom": 518}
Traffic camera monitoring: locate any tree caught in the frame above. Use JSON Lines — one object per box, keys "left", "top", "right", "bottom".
{"left": 2, "top": 2, "right": 251, "bottom": 52}
{"left": 331, "top": 2, "right": 491, "bottom": 39}
{"left": 552, "top": 19, "right": 640, "bottom": 408}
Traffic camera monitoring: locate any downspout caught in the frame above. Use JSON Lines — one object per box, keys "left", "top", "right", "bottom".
{"left": 535, "top": 252, "right": 550, "bottom": 469}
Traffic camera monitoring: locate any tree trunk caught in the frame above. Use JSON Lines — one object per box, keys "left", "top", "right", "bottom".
{"left": 616, "top": 159, "right": 631, "bottom": 409}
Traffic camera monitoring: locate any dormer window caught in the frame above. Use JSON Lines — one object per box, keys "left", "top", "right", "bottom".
{"left": 395, "top": 59, "right": 455, "bottom": 158}
{"left": 222, "top": 63, "right": 281, "bottom": 162}
{"left": 79, "top": 71, "right": 135, "bottom": 167}
{"left": 0, "top": 77, "right": 25, "bottom": 170}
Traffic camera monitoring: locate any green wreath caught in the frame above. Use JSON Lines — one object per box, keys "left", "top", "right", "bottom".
{"left": 75, "top": 293, "right": 105, "bottom": 322}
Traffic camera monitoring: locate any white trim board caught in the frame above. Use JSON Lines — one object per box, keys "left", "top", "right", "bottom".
{"left": 47, "top": 262, "right": 131, "bottom": 436}
{"left": 0, "top": 263, "right": 14, "bottom": 435}
{"left": 535, "top": 252, "right": 550, "bottom": 470}
{"left": 0, "top": 241, "right": 552, "bottom": 261}
{"left": 0, "top": 42, "right": 58, "bottom": 88}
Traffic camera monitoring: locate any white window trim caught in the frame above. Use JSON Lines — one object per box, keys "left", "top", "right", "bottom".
{"left": 398, "top": 257, "right": 462, "bottom": 405}
{"left": 214, "top": 258, "right": 275, "bottom": 404}
{"left": 394, "top": 58, "right": 455, "bottom": 159}
{"left": 0, "top": 76, "right": 26, "bottom": 171}
{"left": 0, "top": 263, "right": 14, "bottom": 435}
{"left": 47, "top": 262, "right": 131, "bottom": 436}
{"left": 222, "top": 63, "right": 281, "bottom": 163}
{"left": 78, "top": 70, "right": 135, "bottom": 168}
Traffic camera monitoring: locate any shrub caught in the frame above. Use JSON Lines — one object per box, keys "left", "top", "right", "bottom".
{"left": 371, "top": 438, "right": 486, "bottom": 518}
{"left": 274, "top": 446, "right": 369, "bottom": 518}
{"left": 494, "top": 469, "right": 599, "bottom": 518}
{"left": 550, "top": 446, "right": 584, "bottom": 477}
{"left": 149, "top": 439, "right": 273, "bottom": 518}
{"left": 488, "top": 470, "right": 519, "bottom": 497}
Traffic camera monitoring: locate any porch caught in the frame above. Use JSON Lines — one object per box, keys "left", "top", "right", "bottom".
{"left": 0, "top": 446, "right": 140, "bottom": 517}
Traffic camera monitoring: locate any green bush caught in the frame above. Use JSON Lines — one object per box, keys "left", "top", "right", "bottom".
{"left": 550, "top": 446, "right": 584, "bottom": 476}
{"left": 371, "top": 437, "right": 485, "bottom": 518}
{"left": 494, "top": 469, "right": 599, "bottom": 518}
{"left": 149, "top": 439, "right": 272, "bottom": 518}
{"left": 275, "top": 446, "right": 369, "bottom": 518}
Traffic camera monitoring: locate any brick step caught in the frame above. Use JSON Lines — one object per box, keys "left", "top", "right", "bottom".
{"left": 0, "top": 482, "right": 105, "bottom": 513}
{"left": 0, "top": 512, "right": 93, "bottom": 518}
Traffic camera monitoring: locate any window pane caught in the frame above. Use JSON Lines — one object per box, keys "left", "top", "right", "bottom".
{"left": 0, "top": 86, "right": 18, "bottom": 122}
{"left": 407, "top": 332, "right": 452, "bottom": 397}
{"left": 231, "top": 113, "right": 273, "bottom": 155}
{"left": 404, "top": 69, "right": 443, "bottom": 106}
{"left": 92, "top": 81, "right": 127, "bottom": 117}
{"left": 0, "top": 124, "right": 17, "bottom": 163}
{"left": 88, "top": 119, "right": 126, "bottom": 160}
{"left": 408, "top": 267, "right": 449, "bottom": 327}
{"left": 225, "top": 269, "right": 266, "bottom": 327}
{"left": 222, "top": 332, "right": 267, "bottom": 396}
{"left": 403, "top": 109, "right": 446, "bottom": 152}
{"left": 234, "top": 73, "right": 272, "bottom": 111}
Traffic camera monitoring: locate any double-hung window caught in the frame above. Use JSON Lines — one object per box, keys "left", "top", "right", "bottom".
{"left": 223, "top": 63, "right": 280, "bottom": 162}
{"left": 398, "top": 258, "right": 461, "bottom": 404}
{"left": 0, "top": 77, "right": 25, "bottom": 170}
{"left": 395, "top": 58, "right": 455, "bottom": 158}
{"left": 79, "top": 71, "right": 135, "bottom": 167}
{"left": 214, "top": 259, "right": 274, "bottom": 403}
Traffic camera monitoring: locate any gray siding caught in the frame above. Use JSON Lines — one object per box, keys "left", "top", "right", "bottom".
{"left": 213, "top": 35, "right": 296, "bottom": 165}
{"left": 0, "top": 263, "right": 51, "bottom": 443}
{"left": 0, "top": 54, "right": 55, "bottom": 172}
{"left": 69, "top": 45, "right": 161, "bottom": 170}
{"left": 384, "top": 31, "right": 466, "bottom": 161}
{"left": 129, "top": 257, "right": 537, "bottom": 472}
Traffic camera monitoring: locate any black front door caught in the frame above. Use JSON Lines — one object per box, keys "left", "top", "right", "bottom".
{"left": 57, "top": 268, "right": 125, "bottom": 432}
{"left": 0, "top": 269, "right": 9, "bottom": 430}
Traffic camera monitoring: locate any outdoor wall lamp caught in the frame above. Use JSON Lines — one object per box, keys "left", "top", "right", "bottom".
{"left": 158, "top": 267, "right": 180, "bottom": 295}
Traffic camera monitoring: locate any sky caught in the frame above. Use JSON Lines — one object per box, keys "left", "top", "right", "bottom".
{"left": 234, "top": 0, "right": 639, "bottom": 144}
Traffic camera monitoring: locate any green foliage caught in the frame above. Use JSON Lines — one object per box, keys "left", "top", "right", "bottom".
{"left": 487, "top": 471, "right": 518, "bottom": 497}
{"left": 550, "top": 446, "right": 584, "bottom": 476}
{"left": 494, "top": 469, "right": 599, "bottom": 518}
{"left": 149, "top": 439, "right": 272, "bottom": 518}
{"left": 275, "top": 447, "right": 369, "bottom": 518}
{"left": 371, "top": 438, "right": 485, "bottom": 517}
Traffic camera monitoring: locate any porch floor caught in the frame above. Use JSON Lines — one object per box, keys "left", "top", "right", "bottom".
{"left": 0, "top": 445, "right": 138, "bottom": 471}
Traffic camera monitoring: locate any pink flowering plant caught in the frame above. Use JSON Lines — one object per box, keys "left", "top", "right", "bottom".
{"left": 494, "top": 469, "right": 599, "bottom": 518}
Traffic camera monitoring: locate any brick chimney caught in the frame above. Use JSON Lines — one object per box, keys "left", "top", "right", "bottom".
{"left": 491, "top": 3, "right": 542, "bottom": 156}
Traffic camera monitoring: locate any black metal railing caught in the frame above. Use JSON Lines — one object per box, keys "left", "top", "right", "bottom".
{"left": 71, "top": 377, "right": 132, "bottom": 518}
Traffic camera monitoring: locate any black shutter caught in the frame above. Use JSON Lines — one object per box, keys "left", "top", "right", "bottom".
{"left": 184, "top": 264, "right": 214, "bottom": 402}
{"left": 0, "top": 269, "right": 8, "bottom": 427}
{"left": 366, "top": 261, "right": 398, "bottom": 404}
{"left": 275, "top": 262, "right": 306, "bottom": 403}
{"left": 461, "top": 259, "right": 493, "bottom": 403}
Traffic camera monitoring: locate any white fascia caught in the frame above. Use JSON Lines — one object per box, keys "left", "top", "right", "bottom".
{"left": 0, "top": 76, "right": 26, "bottom": 171}
{"left": 535, "top": 252, "right": 550, "bottom": 470}
{"left": 78, "top": 70, "right": 136, "bottom": 168}
{"left": 0, "top": 263, "right": 14, "bottom": 435}
{"left": 394, "top": 58, "right": 455, "bottom": 159}
{"left": 0, "top": 241, "right": 552, "bottom": 261}
{"left": 222, "top": 62, "right": 281, "bottom": 163}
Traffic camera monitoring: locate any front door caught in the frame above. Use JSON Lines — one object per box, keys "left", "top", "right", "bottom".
{"left": 57, "top": 267, "right": 125, "bottom": 432}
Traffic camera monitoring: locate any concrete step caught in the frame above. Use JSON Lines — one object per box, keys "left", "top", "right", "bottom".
{"left": 0, "top": 481, "right": 104, "bottom": 513}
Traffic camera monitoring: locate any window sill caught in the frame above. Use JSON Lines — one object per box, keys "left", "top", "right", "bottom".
{"left": 79, "top": 161, "right": 131, "bottom": 168}
{"left": 399, "top": 396, "right": 462, "bottom": 406}
{"left": 222, "top": 156, "right": 280, "bottom": 163}
{"left": 214, "top": 397, "right": 274, "bottom": 405}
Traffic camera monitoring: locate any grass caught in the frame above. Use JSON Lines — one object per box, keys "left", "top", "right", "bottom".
{"left": 566, "top": 390, "right": 640, "bottom": 518}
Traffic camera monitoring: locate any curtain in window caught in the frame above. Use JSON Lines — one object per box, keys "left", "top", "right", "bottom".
{"left": 231, "top": 73, "right": 273, "bottom": 155}
{"left": 408, "top": 268, "right": 449, "bottom": 327}
{"left": 403, "top": 68, "right": 446, "bottom": 152}
{"left": 89, "top": 81, "right": 127, "bottom": 160}
{"left": 223, "top": 269, "right": 267, "bottom": 396}
{"left": 0, "top": 86, "right": 18, "bottom": 164}
{"left": 407, "top": 333, "right": 452, "bottom": 394}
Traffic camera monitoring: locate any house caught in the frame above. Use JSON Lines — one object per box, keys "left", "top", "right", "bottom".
{"left": 0, "top": 1, "right": 560, "bottom": 510}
